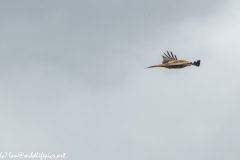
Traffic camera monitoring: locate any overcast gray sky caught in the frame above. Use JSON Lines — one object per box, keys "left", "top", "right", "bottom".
{"left": 1, "top": 0, "right": 240, "bottom": 159}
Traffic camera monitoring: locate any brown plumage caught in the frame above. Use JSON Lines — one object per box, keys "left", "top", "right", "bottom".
{"left": 146, "top": 51, "right": 200, "bottom": 69}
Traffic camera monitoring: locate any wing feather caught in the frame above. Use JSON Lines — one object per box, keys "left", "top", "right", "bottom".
{"left": 162, "top": 51, "right": 178, "bottom": 63}
{"left": 174, "top": 54, "right": 178, "bottom": 60}
{"left": 164, "top": 53, "right": 170, "bottom": 58}
{"left": 167, "top": 51, "right": 171, "bottom": 58}
{"left": 170, "top": 51, "right": 174, "bottom": 59}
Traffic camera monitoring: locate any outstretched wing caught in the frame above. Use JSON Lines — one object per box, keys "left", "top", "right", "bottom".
{"left": 162, "top": 51, "right": 178, "bottom": 64}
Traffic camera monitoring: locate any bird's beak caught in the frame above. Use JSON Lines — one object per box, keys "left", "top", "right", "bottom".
{"left": 146, "top": 64, "right": 164, "bottom": 68}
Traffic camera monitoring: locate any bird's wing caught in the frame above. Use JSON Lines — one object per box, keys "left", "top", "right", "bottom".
{"left": 162, "top": 56, "right": 174, "bottom": 64}
{"left": 162, "top": 51, "right": 178, "bottom": 64}
{"left": 166, "top": 60, "right": 189, "bottom": 66}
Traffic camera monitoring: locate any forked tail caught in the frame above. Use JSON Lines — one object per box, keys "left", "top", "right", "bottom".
{"left": 190, "top": 60, "right": 201, "bottom": 67}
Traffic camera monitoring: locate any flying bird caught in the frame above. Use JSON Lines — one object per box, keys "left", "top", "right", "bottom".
{"left": 146, "top": 51, "right": 200, "bottom": 69}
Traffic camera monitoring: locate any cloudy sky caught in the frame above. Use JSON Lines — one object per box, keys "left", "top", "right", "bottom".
{"left": 1, "top": 0, "right": 240, "bottom": 159}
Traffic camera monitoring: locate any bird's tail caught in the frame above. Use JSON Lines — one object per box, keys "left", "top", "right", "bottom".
{"left": 190, "top": 60, "right": 201, "bottom": 67}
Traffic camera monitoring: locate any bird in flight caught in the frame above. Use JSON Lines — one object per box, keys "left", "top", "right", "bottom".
{"left": 146, "top": 51, "right": 200, "bottom": 69}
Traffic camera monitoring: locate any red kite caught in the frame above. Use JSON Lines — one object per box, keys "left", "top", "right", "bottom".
{"left": 147, "top": 51, "right": 200, "bottom": 69}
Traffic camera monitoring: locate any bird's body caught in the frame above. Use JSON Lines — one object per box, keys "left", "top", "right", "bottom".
{"left": 146, "top": 51, "right": 200, "bottom": 69}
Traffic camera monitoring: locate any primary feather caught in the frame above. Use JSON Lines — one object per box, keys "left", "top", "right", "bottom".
{"left": 162, "top": 51, "right": 177, "bottom": 64}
